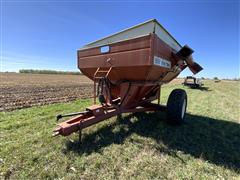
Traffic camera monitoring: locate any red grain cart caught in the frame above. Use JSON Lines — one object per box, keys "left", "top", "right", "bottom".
{"left": 53, "top": 19, "right": 203, "bottom": 139}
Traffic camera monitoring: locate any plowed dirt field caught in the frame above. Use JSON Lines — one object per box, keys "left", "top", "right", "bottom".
{"left": 0, "top": 73, "right": 93, "bottom": 111}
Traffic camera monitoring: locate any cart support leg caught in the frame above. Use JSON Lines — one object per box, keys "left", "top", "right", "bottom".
{"left": 94, "top": 81, "right": 96, "bottom": 104}
{"left": 79, "top": 130, "right": 82, "bottom": 143}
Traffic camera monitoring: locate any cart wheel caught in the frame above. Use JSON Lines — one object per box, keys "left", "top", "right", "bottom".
{"left": 166, "top": 89, "right": 187, "bottom": 125}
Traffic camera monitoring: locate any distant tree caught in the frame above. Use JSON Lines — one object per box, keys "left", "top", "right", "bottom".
{"left": 19, "top": 69, "right": 82, "bottom": 75}
{"left": 213, "top": 77, "right": 219, "bottom": 80}
{"left": 233, "top": 78, "right": 240, "bottom": 81}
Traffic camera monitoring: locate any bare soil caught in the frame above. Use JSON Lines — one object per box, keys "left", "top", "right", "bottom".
{"left": 0, "top": 73, "right": 93, "bottom": 111}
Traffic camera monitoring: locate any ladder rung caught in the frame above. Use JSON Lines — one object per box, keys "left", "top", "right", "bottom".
{"left": 94, "top": 77, "right": 105, "bottom": 79}
{"left": 97, "top": 70, "right": 109, "bottom": 73}
{"left": 94, "top": 67, "right": 112, "bottom": 79}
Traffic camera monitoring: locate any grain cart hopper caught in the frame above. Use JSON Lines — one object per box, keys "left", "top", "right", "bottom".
{"left": 53, "top": 19, "right": 203, "bottom": 139}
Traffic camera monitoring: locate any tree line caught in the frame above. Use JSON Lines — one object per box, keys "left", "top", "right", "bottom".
{"left": 19, "top": 69, "right": 81, "bottom": 75}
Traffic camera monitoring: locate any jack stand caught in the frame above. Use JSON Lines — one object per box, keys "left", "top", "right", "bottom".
{"left": 79, "top": 120, "right": 83, "bottom": 144}
{"left": 79, "top": 130, "right": 82, "bottom": 144}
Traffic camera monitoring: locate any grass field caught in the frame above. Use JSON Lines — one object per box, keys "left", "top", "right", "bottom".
{"left": 0, "top": 80, "right": 239, "bottom": 179}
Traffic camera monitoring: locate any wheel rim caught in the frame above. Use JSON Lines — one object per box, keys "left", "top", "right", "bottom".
{"left": 181, "top": 98, "right": 186, "bottom": 119}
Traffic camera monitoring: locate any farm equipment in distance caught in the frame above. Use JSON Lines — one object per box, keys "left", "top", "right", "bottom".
{"left": 53, "top": 19, "right": 203, "bottom": 140}
{"left": 183, "top": 76, "right": 204, "bottom": 89}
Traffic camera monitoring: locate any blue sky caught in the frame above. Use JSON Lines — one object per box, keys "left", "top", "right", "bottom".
{"left": 1, "top": 0, "right": 239, "bottom": 78}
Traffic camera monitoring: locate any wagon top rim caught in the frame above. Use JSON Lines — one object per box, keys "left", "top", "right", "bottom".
{"left": 79, "top": 19, "right": 182, "bottom": 51}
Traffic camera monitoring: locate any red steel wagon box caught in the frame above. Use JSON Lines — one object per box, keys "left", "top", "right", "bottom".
{"left": 53, "top": 19, "right": 203, "bottom": 140}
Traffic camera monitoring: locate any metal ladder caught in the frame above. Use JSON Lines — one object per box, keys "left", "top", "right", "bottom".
{"left": 93, "top": 67, "right": 112, "bottom": 104}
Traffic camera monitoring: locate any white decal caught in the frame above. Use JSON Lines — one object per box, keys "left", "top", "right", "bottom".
{"left": 154, "top": 56, "right": 171, "bottom": 69}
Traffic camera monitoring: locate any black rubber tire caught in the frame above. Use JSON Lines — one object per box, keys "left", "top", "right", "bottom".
{"left": 166, "top": 89, "right": 187, "bottom": 125}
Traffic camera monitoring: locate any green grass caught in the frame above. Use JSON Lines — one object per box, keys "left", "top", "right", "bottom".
{"left": 0, "top": 80, "right": 239, "bottom": 179}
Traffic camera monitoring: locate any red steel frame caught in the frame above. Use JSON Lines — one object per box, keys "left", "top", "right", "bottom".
{"left": 53, "top": 97, "right": 165, "bottom": 137}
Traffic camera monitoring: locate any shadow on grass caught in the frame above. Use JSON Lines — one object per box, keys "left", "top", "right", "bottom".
{"left": 195, "top": 86, "right": 211, "bottom": 91}
{"left": 65, "top": 112, "right": 240, "bottom": 172}
{"left": 185, "top": 86, "right": 211, "bottom": 91}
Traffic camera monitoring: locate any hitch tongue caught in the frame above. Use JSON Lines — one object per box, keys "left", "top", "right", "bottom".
{"left": 52, "top": 126, "right": 61, "bottom": 137}
{"left": 52, "top": 131, "right": 60, "bottom": 137}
